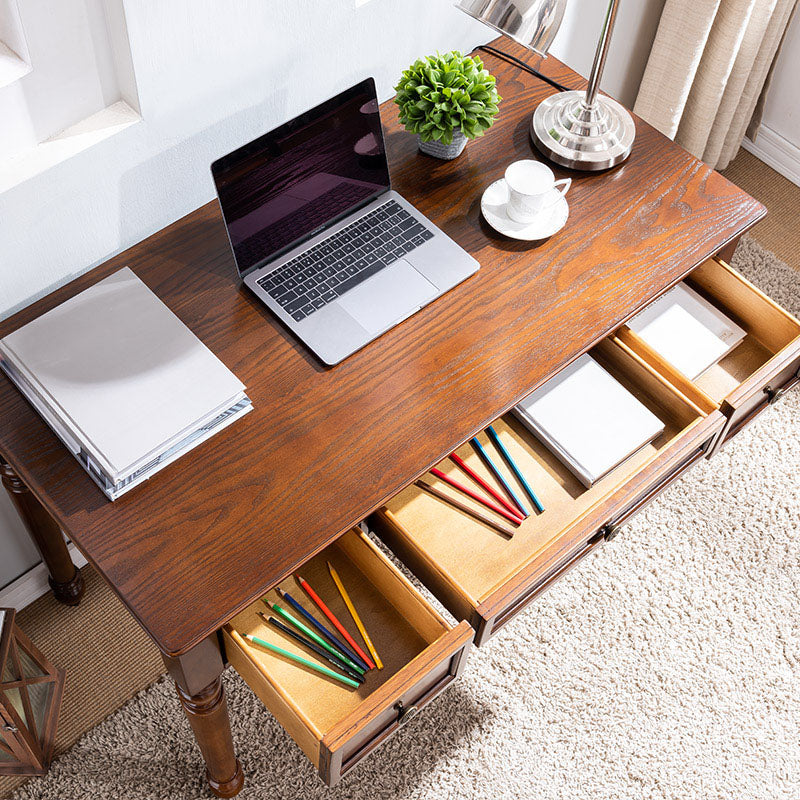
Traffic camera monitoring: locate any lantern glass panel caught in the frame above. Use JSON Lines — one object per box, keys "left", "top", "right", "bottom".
{"left": 2, "top": 654, "right": 19, "bottom": 682}
{"left": 0, "top": 734, "right": 15, "bottom": 761}
{"left": 17, "top": 645, "right": 46, "bottom": 680}
{"left": 27, "top": 681, "right": 52, "bottom": 743}
{"left": 2, "top": 687, "right": 28, "bottom": 726}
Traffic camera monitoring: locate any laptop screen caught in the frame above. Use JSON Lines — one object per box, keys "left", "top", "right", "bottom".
{"left": 212, "top": 78, "right": 390, "bottom": 277}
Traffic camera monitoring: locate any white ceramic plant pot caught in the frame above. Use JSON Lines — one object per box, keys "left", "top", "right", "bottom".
{"left": 417, "top": 129, "right": 467, "bottom": 160}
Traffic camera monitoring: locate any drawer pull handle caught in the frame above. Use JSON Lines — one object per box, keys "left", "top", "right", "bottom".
{"left": 395, "top": 701, "right": 419, "bottom": 727}
{"left": 2, "top": 724, "right": 17, "bottom": 733}
{"left": 602, "top": 524, "right": 621, "bottom": 542}
{"left": 764, "top": 385, "right": 786, "bottom": 405}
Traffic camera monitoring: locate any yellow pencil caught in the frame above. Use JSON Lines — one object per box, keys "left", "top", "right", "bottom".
{"left": 326, "top": 561, "right": 383, "bottom": 669}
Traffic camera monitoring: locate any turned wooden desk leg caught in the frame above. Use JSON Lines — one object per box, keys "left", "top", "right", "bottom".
{"left": 163, "top": 636, "right": 244, "bottom": 797}
{"left": 0, "top": 457, "right": 85, "bottom": 605}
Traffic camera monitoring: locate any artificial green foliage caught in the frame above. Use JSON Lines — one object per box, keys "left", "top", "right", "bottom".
{"left": 394, "top": 51, "right": 501, "bottom": 145}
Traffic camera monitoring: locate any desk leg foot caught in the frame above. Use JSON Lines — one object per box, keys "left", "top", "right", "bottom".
{"left": 164, "top": 638, "right": 244, "bottom": 797}
{"left": 175, "top": 677, "right": 244, "bottom": 797}
{"left": 1, "top": 457, "right": 85, "bottom": 606}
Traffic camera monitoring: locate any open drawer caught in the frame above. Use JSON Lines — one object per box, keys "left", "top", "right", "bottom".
{"left": 370, "top": 337, "right": 724, "bottom": 646}
{"left": 617, "top": 257, "right": 800, "bottom": 452}
{"left": 222, "top": 528, "right": 473, "bottom": 786}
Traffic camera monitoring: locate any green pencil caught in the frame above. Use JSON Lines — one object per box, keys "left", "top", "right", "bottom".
{"left": 265, "top": 600, "right": 366, "bottom": 675}
{"left": 243, "top": 633, "right": 360, "bottom": 689}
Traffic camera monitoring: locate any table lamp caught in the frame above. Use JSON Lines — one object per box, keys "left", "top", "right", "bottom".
{"left": 455, "top": 0, "right": 635, "bottom": 170}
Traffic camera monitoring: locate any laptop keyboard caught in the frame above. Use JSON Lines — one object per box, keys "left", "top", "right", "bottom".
{"left": 256, "top": 199, "right": 434, "bottom": 322}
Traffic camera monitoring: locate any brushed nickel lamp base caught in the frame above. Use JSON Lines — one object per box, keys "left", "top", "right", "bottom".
{"left": 530, "top": 90, "right": 635, "bottom": 171}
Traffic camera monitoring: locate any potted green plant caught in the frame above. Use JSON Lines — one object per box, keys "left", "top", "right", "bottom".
{"left": 394, "top": 51, "right": 501, "bottom": 160}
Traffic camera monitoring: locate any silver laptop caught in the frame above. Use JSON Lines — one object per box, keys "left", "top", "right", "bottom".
{"left": 211, "top": 77, "right": 479, "bottom": 365}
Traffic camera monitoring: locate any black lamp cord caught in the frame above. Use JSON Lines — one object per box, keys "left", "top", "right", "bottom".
{"left": 477, "top": 44, "right": 570, "bottom": 93}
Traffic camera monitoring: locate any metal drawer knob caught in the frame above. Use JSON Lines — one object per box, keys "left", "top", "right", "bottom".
{"left": 764, "top": 385, "right": 786, "bottom": 405}
{"left": 395, "top": 701, "right": 419, "bottom": 726}
{"left": 602, "top": 524, "right": 620, "bottom": 542}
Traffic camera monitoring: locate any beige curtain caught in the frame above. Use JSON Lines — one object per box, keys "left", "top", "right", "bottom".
{"left": 634, "top": 0, "right": 798, "bottom": 169}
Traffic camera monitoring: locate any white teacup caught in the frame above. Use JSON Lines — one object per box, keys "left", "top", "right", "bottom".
{"left": 504, "top": 160, "right": 571, "bottom": 223}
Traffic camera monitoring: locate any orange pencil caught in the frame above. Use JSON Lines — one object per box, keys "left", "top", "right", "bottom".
{"left": 295, "top": 574, "right": 376, "bottom": 670}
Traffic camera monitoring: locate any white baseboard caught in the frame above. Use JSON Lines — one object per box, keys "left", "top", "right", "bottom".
{"left": 742, "top": 124, "right": 800, "bottom": 188}
{"left": 0, "top": 543, "right": 88, "bottom": 610}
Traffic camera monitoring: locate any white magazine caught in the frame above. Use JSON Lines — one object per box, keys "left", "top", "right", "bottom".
{"left": 628, "top": 283, "right": 746, "bottom": 379}
{"left": 513, "top": 353, "right": 665, "bottom": 488}
{"left": 0, "top": 267, "right": 249, "bottom": 488}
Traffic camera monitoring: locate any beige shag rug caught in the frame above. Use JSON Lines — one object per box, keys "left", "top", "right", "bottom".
{"left": 13, "top": 238, "right": 800, "bottom": 800}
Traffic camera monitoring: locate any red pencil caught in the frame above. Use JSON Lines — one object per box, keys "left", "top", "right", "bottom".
{"left": 429, "top": 467, "right": 523, "bottom": 525}
{"left": 295, "top": 575, "right": 376, "bottom": 670}
{"left": 449, "top": 453, "right": 526, "bottom": 519}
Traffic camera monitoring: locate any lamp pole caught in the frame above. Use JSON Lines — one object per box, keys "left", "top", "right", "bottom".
{"left": 583, "top": 0, "right": 620, "bottom": 110}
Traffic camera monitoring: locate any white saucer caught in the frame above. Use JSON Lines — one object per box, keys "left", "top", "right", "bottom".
{"left": 481, "top": 178, "right": 569, "bottom": 241}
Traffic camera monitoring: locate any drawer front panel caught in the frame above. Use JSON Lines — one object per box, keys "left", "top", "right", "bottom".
{"left": 717, "top": 360, "right": 800, "bottom": 451}
{"left": 323, "top": 638, "right": 470, "bottom": 782}
{"left": 483, "top": 530, "right": 606, "bottom": 643}
{"left": 609, "top": 442, "right": 710, "bottom": 530}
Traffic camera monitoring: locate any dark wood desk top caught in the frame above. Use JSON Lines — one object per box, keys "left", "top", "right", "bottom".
{"left": 0, "top": 40, "right": 764, "bottom": 657}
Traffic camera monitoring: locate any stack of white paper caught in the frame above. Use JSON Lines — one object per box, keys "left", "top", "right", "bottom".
{"left": 628, "top": 283, "right": 746, "bottom": 379}
{"left": 513, "top": 354, "right": 665, "bottom": 488}
{"left": 0, "top": 268, "right": 252, "bottom": 500}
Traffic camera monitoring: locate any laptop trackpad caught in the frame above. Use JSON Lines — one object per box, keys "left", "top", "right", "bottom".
{"left": 337, "top": 260, "right": 438, "bottom": 335}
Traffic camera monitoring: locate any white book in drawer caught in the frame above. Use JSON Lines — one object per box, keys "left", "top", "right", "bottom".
{"left": 628, "top": 282, "right": 746, "bottom": 379}
{"left": 0, "top": 267, "right": 250, "bottom": 493}
{"left": 513, "top": 353, "right": 665, "bottom": 488}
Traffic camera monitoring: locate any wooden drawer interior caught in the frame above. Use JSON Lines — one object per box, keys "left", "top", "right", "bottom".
{"left": 223, "top": 528, "right": 472, "bottom": 785}
{"left": 372, "top": 337, "right": 722, "bottom": 644}
{"left": 618, "top": 257, "right": 800, "bottom": 409}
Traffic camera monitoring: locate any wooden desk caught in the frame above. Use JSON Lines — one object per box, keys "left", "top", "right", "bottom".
{"left": 0, "top": 38, "right": 777, "bottom": 795}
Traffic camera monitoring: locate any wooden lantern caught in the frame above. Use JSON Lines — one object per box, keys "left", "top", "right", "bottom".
{"left": 0, "top": 608, "right": 64, "bottom": 776}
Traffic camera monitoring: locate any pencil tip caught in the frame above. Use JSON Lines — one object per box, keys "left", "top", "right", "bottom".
{"left": 275, "top": 586, "right": 285, "bottom": 597}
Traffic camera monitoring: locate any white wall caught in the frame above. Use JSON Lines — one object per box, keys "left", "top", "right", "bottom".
{"left": 0, "top": 0, "right": 664, "bottom": 599}
{"left": 743, "top": 8, "right": 800, "bottom": 186}
{"left": 0, "top": 0, "right": 490, "bottom": 320}
{"left": 550, "top": 0, "right": 665, "bottom": 107}
{"left": 0, "top": 0, "right": 138, "bottom": 159}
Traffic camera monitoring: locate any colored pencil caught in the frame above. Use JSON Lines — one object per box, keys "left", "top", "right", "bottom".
{"left": 430, "top": 467, "right": 523, "bottom": 525}
{"left": 265, "top": 600, "right": 366, "bottom": 675}
{"left": 260, "top": 612, "right": 365, "bottom": 683}
{"left": 242, "top": 633, "right": 360, "bottom": 689}
{"left": 486, "top": 425, "right": 545, "bottom": 513}
{"left": 470, "top": 437, "right": 529, "bottom": 517}
{"left": 327, "top": 561, "right": 384, "bottom": 670}
{"left": 296, "top": 575, "right": 377, "bottom": 670}
{"left": 449, "top": 452, "right": 527, "bottom": 519}
{"left": 275, "top": 587, "right": 370, "bottom": 672}
{"left": 414, "top": 479, "right": 515, "bottom": 538}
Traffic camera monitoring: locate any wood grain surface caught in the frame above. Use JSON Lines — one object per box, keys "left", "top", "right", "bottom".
{"left": 0, "top": 39, "right": 765, "bottom": 657}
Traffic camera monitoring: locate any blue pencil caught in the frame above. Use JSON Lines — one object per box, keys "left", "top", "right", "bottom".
{"left": 470, "top": 436, "right": 529, "bottom": 517}
{"left": 274, "top": 587, "right": 370, "bottom": 672}
{"left": 486, "top": 425, "right": 545, "bottom": 513}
